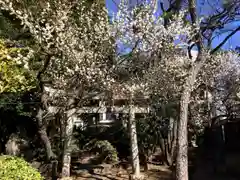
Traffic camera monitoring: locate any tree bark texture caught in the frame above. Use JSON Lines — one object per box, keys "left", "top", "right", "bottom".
{"left": 36, "top": 107, "right": 56, "bottom": 161}
{"left": 129, "top": 104, "right": 141, "bottom": 178}
{"left": 52, "top": 160, "right": 58, "bottom": 180}
{"left": 35, "top": 54, "right": 55, "bottom": 161}
{"left": 176, "top": 0, "right": 206, "bottom": 178}
{"left": 176, "top": 61, "right": 204, "bottom": 180}
{"left": 167, "top": 117, "right": 178, "bottom": 166}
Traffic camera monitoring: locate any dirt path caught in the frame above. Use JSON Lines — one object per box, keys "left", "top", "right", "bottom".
{"left": 71, "top": 164, "right": 173, "bottom": 180}
{"left": 70, "top": 151, "right": 240, "bottom": 180}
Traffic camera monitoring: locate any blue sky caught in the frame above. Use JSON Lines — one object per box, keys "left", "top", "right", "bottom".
{"left": 105, "top": 0, "right": 240, "bottom": 51}
{"left": 197, "top": 0, "right": 240, "bottom": 50}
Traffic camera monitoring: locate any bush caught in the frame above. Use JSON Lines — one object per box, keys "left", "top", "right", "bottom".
{"left": 0, "top": 155, "right": 43, "bottom": 180}
{"left": 84, "top": 140, "right": 119, "bottom": 164}
{"left": 94, "top": 140, "right": 119, "bottom": 163}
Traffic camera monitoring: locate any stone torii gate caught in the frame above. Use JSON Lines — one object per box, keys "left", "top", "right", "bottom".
{"left": 44, "top": 85, "right": 150, "bottom": 128}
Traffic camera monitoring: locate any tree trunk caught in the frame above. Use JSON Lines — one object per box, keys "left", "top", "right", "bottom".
{"left": 129, "top": 104, "right": 141, "bottom": 178}
{"left": 52, "top": 160, "right": 58, "bottom": 180}
{"left": 142, "top": 154, "right": 148, "bottom": 172}
{"left": 176, "top": 90, "right": 190, "bottom": 180}
{"left": 35, "top": 54, "right": 55, "bottom": 161}
{"left": 157, "top": 118, "right": 177, "bottom": 167}
{"left": 176, "top": 0, "right": 237, "bottom": 176}
{"left": 61, "top": 108, "right": 76, "bottom": 177}
{"left": 36, "top": 107, "right": 56, "bottom": 161}
{"left": 176, "top": 0, "right": 204, "bottom": 178}
{"left": 166, "top": 117, "right": 177, "bottom": 166}
{"left": 170, "top": 118, "right": 178, "bottom": 164}
{"left": 176, "top": 60, "right": 204, "bottom": 180}
{"left": 159, "top": 131, "right": 170, "bottom": 166}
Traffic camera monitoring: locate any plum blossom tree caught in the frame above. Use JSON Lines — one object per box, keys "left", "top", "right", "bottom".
{"left": 1, "top": 0, "right": 237, "bottom": 179}
{"left": 0, "top": 0, "right": 114, "bottom": 177}
{"left": 110, "top": 1, "right": 195, "bottom": 178}
{"left": 112, "top": 1, "right": 238, "bottom": 179}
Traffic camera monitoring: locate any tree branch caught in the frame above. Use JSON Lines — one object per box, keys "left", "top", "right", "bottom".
{"left": 36, "top": 53, "right": 53, "bottom": 95}
{"left": 37, "top": 54, "right": 52, "bottom": 80}
{"left": 188, "top": 0, "right": 197, "bottom": 24}
{"left": 210, "top": 26, "right": 240, "bottom": 54}
{"left": 161, "top": 0, "right": 183, "bottom": 27}
{"left": 188, "top": 0, "right": 204, "bottom": 62}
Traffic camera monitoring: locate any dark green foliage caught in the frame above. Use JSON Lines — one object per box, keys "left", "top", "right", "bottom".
{"left": 0, "top": 155, "right": 43, "bottom": 180}
{"left": 74, "top": 121, "right": 130, "bottom": 161}
{"left": 137, "top": 115, "right": 162, "bottom": 155}
{"left": 94, "top": 140, "right": 118, "bottom": 162}
{"left": 0, "top": 92, "right": 34, "bottom": 116}
{"left": 0, "top": 10, "right": 21, "bottom": 39}
{"left": 84, "top": 139, "right": 119, "bottom": 164}
{"left": 0, "top": 90, "right": 39, "bottom": 156}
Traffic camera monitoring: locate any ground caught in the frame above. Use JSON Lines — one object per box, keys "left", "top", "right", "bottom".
{"left": 68, "top": 151, "right": 240, "bottom": 180}
{"left": 36, "top": 148, "right": 240, "bottom": 180}
{"left": 70, "top": 164, "right": 173, "bottom": 180}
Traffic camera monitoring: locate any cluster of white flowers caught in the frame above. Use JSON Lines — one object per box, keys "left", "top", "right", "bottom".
{"left": 13, "top": 48, "right": 35, "bottom": 70}
{"left": 111, "top": 1, "right": 192, "bottom": 54}
{"left": 188, "top": 51, "right": 240, "bottom": 131}
{"left": 0, "top": 0, "right": 199, "bottom": 99}
{"left": 213, "top": 51, "right": 240, "bottom": 104}
{"left": 0, "top": 0, "right": 115, "bottom": 101}
{"left": 197, "top": 51, "right": 240, "bottom": 90}
{"left": 109, "top": 1, "right": 196, "bottom": 98}
{"left": 109, "top": 2, "right": 240, "bottom": 131}
{"left": 1, "top": 0, "right": 231, "bottom": 114}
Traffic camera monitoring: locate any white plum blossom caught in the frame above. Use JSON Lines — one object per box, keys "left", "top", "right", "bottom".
{"left": 0, "top": 0, "right": 115, "bottom": 96}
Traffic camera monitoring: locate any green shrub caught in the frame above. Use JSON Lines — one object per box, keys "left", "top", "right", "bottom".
{"left": 84, "top": 140, "right": 119, "bottom": 164}
{"left": 0, "top": 155, "right": 43, "bottom": 180}
{"left": 94, "top": 140, "right": 119, "bottom": 163}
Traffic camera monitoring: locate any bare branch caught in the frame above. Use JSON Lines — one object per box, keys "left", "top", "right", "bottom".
{"left": 210, "top": 26, "right": 240, "bottom": 54}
